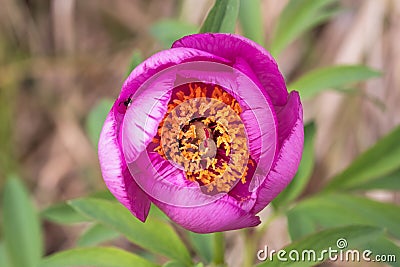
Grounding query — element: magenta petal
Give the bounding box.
[117,48,229,161]
[128,149,225,208]
[126,148,260,231]
[252,91,304,213]
[116,47,229,113]
[99,48,230,221]
[275,92,303,148]
[153,196,261,233]
[172,33,288,105]
[122,82,172,163]
[98,112,151,221]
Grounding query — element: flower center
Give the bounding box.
[153,83,251,193]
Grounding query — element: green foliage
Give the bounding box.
[361,237,400,267]
[86,99,114,147]
[0,241,11,267]
[41,191,115,224]
[39,247,160,267]
[162,261,188,267]
[200,0,240,33]
[273,123,316,208]
[2,176,43,267]
[77,223,120,247]
[287,194,400,240]
[289,65,381,99]
[351,169,400,191]
[238,0,264,46]
[270,0,340,57]
[41,202,90,224]
[257,225,383,267]
[151,20,197,48]
[286,209,317,241]
[188,232,214,263]
[69,198,192,266]
[324,125,400,191]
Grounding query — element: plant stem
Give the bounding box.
[213,232,225,265]
[243,228,256,267]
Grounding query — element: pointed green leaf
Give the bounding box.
[41,191,116,224]
[238,0,264,46]
[151,20,197,48]
[200,0,240,33]
[41,202,90,224]
[324,125,400,191]
[2,176,43,267]
[270,0,339,56]
[257,225,383,267]
[86,99,114,147]
[288,65,381,99]
[273,123,316,208]
[288,194,400,240]
[39,247,160,267]
[69,198,192,265]
[77,223,120,247]
[289,65,381,99]
[351,169,400,191]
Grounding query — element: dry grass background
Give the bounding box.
[0,0,399,266]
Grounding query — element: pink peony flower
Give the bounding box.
[99,33,303,233]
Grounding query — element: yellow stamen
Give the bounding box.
[153,83,250,193]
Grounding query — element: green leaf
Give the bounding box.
[324,125,400,191]
[287,209,318,241]
[162,261,187,267]
[41,191,116,224]
[199,0,240,33]
[39,247,160,267]
[162,262,204,267]
[188,232,214,263]
[351,169,400,191]
[69,198,192,266]
[238,0,264,46]
[150,20,197,48]
[288,65,381,99]
[86,99,114,147]
[41,202,90,224]
[77,223,120,247]
[273,123,316,208]
[270,0,339,57]
[2,176,43,267]
[0,241,12,267]
[287,194,400,240]
[361,237,400,267]
[125,51,143,77]
[257,225,383,267]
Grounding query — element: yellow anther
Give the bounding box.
[154,83,250,193]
